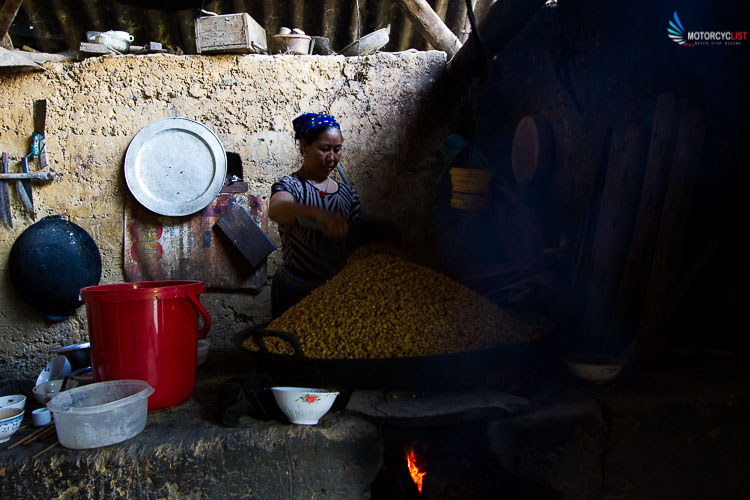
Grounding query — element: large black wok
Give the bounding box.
[8,215,102,318]
[235,319,556,391]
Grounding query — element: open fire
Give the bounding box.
[405,443,427,493]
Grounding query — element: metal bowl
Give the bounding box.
[340,26,390,56]
[271,34,312,54]
[50,343,91,372]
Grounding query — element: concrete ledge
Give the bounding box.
[2,350,748,499]
[0,350,383,499]
[485,360,750,500]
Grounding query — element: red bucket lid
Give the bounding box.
[80,280,205,302]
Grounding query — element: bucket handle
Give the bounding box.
[187,293,212,339]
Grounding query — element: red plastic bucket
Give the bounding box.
[79,280,211,410]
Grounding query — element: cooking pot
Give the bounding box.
[235,319,555,391]
[8,215,102,318]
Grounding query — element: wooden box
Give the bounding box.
[195,13,267,54]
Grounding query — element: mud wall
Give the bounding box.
[0,51,447,379]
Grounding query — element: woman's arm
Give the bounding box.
[269,191,348,238]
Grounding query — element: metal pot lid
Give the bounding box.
[124,117,227,216]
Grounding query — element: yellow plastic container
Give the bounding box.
[450,192,491,210]
[449,167,492,194]
[449,167,492,210]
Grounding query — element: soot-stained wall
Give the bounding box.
[0,51,448,379]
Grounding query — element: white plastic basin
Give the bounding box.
[47,380,154,449]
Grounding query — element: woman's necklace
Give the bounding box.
[304,176,332,199]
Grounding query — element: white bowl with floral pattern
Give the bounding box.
[0,408,25,443]
[271,387,339,425]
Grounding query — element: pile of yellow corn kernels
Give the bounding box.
[246,247,546,359]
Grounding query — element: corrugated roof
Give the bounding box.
[8,0,497,55]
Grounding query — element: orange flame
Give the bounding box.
[405,447,427,494]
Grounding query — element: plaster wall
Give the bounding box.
[0,51,447,380]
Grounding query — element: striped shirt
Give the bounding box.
[271,173,365,280]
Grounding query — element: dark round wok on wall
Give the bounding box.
[8,215,102,318]
[235,319,556,391]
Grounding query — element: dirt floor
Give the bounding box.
[1,344,748,499]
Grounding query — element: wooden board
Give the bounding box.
[635,110,706,360]
[195,13,267,54]
[124,193,272,289]
[215,205,276,268]
[581,121,649,351]
[79,42,118,55]
[612,93,680,342]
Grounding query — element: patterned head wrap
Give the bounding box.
[292,113,341,141]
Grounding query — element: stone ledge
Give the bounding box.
[485,359,750,500]
[2,350,749,499]
[0,349,383,499]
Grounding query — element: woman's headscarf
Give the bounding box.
[292,113,340,141]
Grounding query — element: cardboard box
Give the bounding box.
[195,13,267,54]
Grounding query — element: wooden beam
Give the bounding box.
[447,0,548,81]
[635,109,707,362]
[0,0,23,45]
[395,0,462,58]
[611,93,680,347]
[290,0,304,32]
[397,14,413,51]
[581,121,649,352]
[322,0,337,39]
[434,0,450,19]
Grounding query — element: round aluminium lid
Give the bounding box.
[124,117,227,216]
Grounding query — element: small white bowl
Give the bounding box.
[36,356,71,386]
[0,395,26,410]
[564,357,624,385]
[32,379,79,405]
[32,408,52,427]
[0,408,25,443]
[271,387,339,425]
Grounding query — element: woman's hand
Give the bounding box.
[317,211,348,239]
[270,191,348,238]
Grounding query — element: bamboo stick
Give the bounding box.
[31,441,59,460]
[7,423,54,450]
[26,425,57,444]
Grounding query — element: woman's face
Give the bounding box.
[301,127,343,177]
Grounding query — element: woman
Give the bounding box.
[269,112,365,318]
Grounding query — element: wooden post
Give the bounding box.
[581,121,650,352]
[0,0,23,48]
[611,93,680,347]
[395,0,463,58]
[447,0,547,81]
[635,109,707,361]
